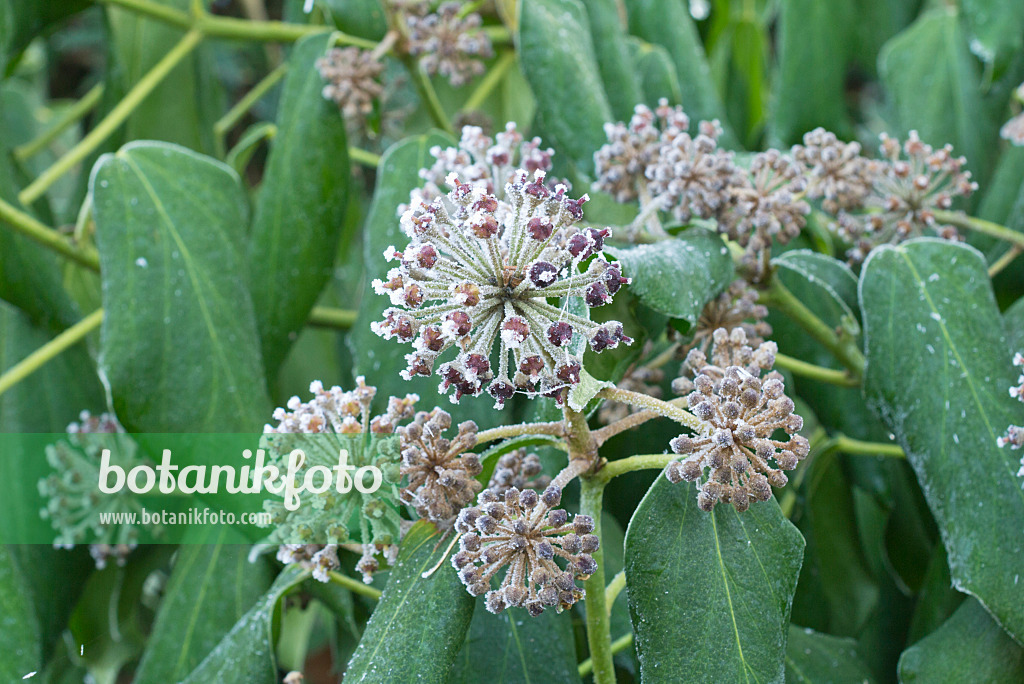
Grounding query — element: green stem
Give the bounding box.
[604,570,626,613]
[598,387,702,431]
[933,210,1024,249]
[20,29,204,206]
[833,434,905,459]
[306,306,357,329]
[773,352,859,387]
[348,147,382,168]
[463,50,516,111]
[0,309,105,398]
[474,421,566,445]
[100,0,191,27]
[214,62,288,138]
[594,453,675,484]
[14,84,105,161]
[0,196,100,271]
[580,476,616,684]
[989,245,1022,277]
[400,55,453,135]
[326,570,382,600]
[579,634,634,678]
[760,275,865,378]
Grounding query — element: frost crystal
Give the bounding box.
[374,171,631,406]
[667,328,809,511]
[451,484,599,615]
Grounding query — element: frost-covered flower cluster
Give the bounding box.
[38,411,146,568]
[277,544,341,583]
[836,131,976,263]
[405,122,554,212]
[316,47,384,127]
[261,379,417,578]
[405,1,492,86]
[667,328,809,512]
[398,408,482,524]
[997,352,1024,486]
[594,100,737,224]
[373,170,631,406]
[451,484,598,615]
[687,279,771,355]
[791,128,873,214]
[486,448,552,495]
[1001,83,1024,146]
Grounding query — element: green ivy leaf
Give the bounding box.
[449,603,580,684]
[607,228,733,332]
[860,238,1024,643]
[624,476,805,683]
[247,32,350,375]
[346,521,476,682]
[134,528,275,684]
[517,0,613,174]
[91,142,271,432]
[898,598,1024,682]
[181,566,308,684]
[878,8,999,187]
[785,626,875,683]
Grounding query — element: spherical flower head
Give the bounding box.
[791,128,873,214]
[687,279,771,356]
[39,411,148,567]
[487,448,552,495]
[374,170,632,407]
[404,121,555,214]
[838,131,977,263]
[450,484,599,616]
[405,1,493,87]
[316,47,384,129]
[398,408,482,524]
[666,328,809,512]
[719,150,811,282]
[260,378,418,561]
[597,359,665,425]
[277,543,340,583]
[593,102,668,203]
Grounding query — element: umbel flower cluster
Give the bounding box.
[38,411,145,569]
[686,279,771,354]
[404,1,492,86]
[667,328,809,511]
[997,352,1024,485]
[451,484,599,615]
[373,169,631,406]
[316,47,384,128]
[261,378,417,580]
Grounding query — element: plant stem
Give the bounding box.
[306,306,357,329]
[933,210,1024,249]
[348,147,382,168]
[101,0,191,28]
[474,421,566,445]
[0,197,100,271]
[598,387,702,431]
[327,570,382,600]
[20,29,204,206]
[760,275,865,378]
[594,453,676,484]
[989,245,1022,277]
[833,434,905,459]
[604,570,626,613]
[400,55,453,135]
[773,352,859,387]
[580,476,616,684]
[591,397,691,446]
[578,634,634,678]
[0,309,104,398]
[14,84,105,162]
[214,61,288,138]
[462,50,516,111]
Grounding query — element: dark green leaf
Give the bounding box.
[181,566,308,684]
[134,528,275,684]
[584,0,643,121]
[624,0,735,147]
[907,546,966,645]
[91,142,271,432]
[962,0,1024,69]
[898,598,1024,682]
[607,228,733,331]
[774,250,860,328]
[772,0,854,144]
[517,0,613,173]
[449,602,580,684]
[860,238,1024,642]
[878,8,999,187]
[627,38,683,107]
[785,626,876,683]
[624,476,805,683]
[0,545,41,680]
[248,32,350,375]
[1,0,91,70]
[346,521,476,682]
[323,0,388,41]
